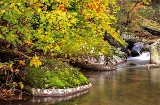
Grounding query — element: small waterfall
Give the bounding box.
[130,42,144,57]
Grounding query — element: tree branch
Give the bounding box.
[0,49,31,60]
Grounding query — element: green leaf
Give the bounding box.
[54,45,61,52]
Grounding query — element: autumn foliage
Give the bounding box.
[0,0,127,99]
[0,0,127,65]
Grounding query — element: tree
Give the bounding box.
[0,0,126,67]
[117,0,151,32]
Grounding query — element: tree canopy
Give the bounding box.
[0,0,127,67]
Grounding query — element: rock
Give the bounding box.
[104,32,127,52]
[31,83,92,97]
[121,32,141,42]
[150,39,160,64]
[71,53,127,71]
[72,59,116,71]
[111,55,126,64]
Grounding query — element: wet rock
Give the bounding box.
[110,55,126,65]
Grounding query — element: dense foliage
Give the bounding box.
[0,0,126,66]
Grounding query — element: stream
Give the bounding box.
[1,63,160,105]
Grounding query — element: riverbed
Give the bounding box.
[2,64,160,105]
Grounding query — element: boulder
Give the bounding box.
[72,56,116,71]
[150,39,160,64]
[71,52,126,71]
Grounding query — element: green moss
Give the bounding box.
[24,58,89,89]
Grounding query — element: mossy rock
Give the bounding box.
[24,58,89,89]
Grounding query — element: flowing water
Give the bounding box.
[2,63,160,105]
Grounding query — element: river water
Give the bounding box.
[2,64,160,105]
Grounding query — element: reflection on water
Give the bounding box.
[56,66,160,105]
[1,64,160,105]
[0,90,89,105]
[31,90,89,104]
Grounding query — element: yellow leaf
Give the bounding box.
[34,0,38,3]
[30,54,42,68]
[13,82,17,86]
[9,63,13,68]
[37,8,41,14]
[19,82,24,89]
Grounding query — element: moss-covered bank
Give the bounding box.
[24,58,90,89]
